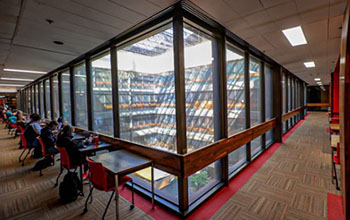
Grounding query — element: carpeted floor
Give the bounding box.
[0,112,341,220]
[211,112,340,220]
[0,127,153,220]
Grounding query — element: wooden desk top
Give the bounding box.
[331,135,340,148]
[330,123,340,131]
[78,141,112,153]
[90,150,152,176]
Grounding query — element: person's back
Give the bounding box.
[8,115,17,124]
[24,114,41,148]
[57,125,82,166]
[40,121,58,154]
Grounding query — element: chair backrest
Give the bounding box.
[86,157,108,191]
[38,138,46,156]
[18,126,24,134]
[20,132,27,149]
[57,147,72,169]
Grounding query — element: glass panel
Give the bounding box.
[265,64,273,146]
[91,53,113,135]
[226,44,245,136]
[45,79,51,119]
[226,44,247,173]
[188,160,221,204]
[61,71,72,124]
[251,136,262,156]
[35,84,39,113]
[130,168,178,205]
[52,75,60,119]
[249,57,261,126]
[40,82,45,118]
[184,24,215,152]
[74,63,88,129]
[229,145,246,173]
[28,87,32,114]
[117,24,176,152]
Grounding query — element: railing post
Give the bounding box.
[273,66,282,143]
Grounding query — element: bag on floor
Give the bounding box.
[59,172,80,203]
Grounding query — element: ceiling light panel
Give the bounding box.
[304,61,315,68]
[3,68,46,74]
[282,26,307,46]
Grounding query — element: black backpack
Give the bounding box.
[59,172,81,203]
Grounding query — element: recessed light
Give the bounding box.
[314,78,321,81]
[0,77,34,82]
[53,41,64,45]
[3,68,46,74]
[304,61,315,68]
[282,26,307,46]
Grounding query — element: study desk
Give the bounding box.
[330,123,340,132]
[90,150,154,220]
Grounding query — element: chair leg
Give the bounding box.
[18,148,26,162]
[83,186,94,214]
[89,182,93,204]
[130,181,134,210]
[21,148,31,166]
[333,161,340,190]
[54,166,63,187]
[102,191,115,220]
[39,169,43,176]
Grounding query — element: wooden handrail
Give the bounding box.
[182,118,277,177]
[306,103,329,107]
[282,108,303,122]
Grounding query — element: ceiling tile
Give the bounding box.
[223,0,264,17]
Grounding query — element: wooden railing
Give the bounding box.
[282,107,303,122]
[306,103,329,107]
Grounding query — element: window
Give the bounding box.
[249,56,261,126]
[74,63,88,128]
[44,79,51,119]
[61,70,72,124]
[52,74,60,119]
[282,73,287,132]
[117,24,176,152]
[188,160,221,204]
[35,84,39,114]
[226,44,245,136]
[226,43,246,173]
[91,53,113,135]
[265,64,273,146]
[184,24,215,152]
[249,57,262,154]
[39,82,44,118]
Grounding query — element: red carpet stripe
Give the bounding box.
[327,193,345,220]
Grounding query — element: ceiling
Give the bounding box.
[0,0,346,89]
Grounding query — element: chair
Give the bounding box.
[83,157,134,219]
[332,143,340,190]
[8,123,17,136]
[18,127,32,166]
[54,147,79,187]
[37,138,56,176]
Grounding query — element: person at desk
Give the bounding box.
[23,114,42,158]
[56,125,84,167]
[40,121,59,155]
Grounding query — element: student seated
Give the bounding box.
[40,120,59,155]
[24,114,42,157]
[56,125,83,167]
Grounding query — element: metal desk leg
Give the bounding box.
[79,163,84,195]
[331,149,334,184]
[151,164,154,209]
[115,175,119,220]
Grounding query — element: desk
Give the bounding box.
[78,141,112,194]
[90,150,154,220]
[72,133,85,141]
[330,123,340,132]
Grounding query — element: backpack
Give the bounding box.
[59,172,81,203]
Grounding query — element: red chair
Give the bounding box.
[332,143,340,190]
[18,127,32,166]
[54,147,79,187]
[83,157,134,219]
[37,138,56,176]
[8,123,17,136]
